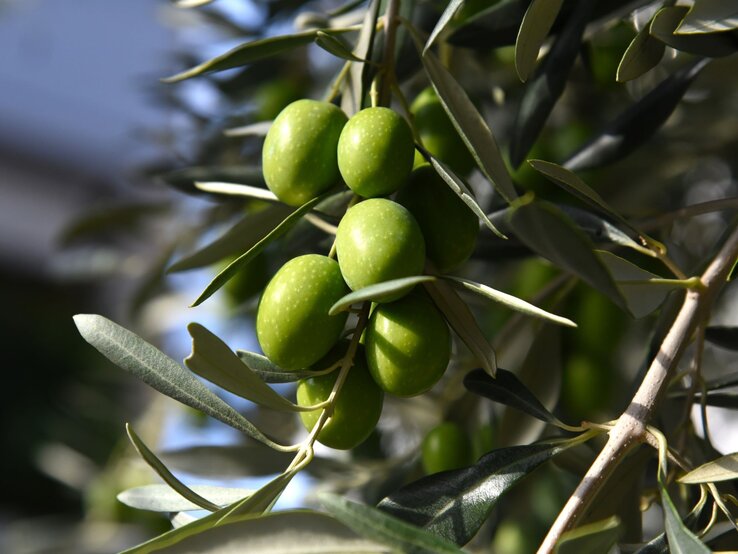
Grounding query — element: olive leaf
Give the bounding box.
[224,120,273,137]
[160,165,266,197]
[617,11,666,82]
[73,315,287,450]
[424,0,464,54]
[660,481,711,553]
[192,182,280,201]
[556,516,622,554]
[342,0,381,115]
[515,0,565,82]
[236,350,317,383]
[118,484,253,513]
[677,0,738,34]
[651,6,738,57]
[329,276,436,315]
[315,31,369,62]
[678,453,738,484]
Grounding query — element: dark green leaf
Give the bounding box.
[315,31,368,62]
[320,494,463,554]
[329,276,436,315]
[509,1,593,167]
[192,192,329,306]
[185,323,313,411]
[447,0,529,50]
[342,0,380,115]
[427,156,506,238]
[556,516,622,554]
[506,201,626,310]
[73,315,286,450]
[379,440,574,545]
[236,350,317,383]
[705,326,738,350]
[424,279,497,377]
[617,15,666,82]
[464,368,561,425]
[515,0,565,82]
[118,484,253,513]
[424,0,464,54]
[678,453,738,484]
[443,276,575,327]
[559,205,645,253]
[168,204,292,273]
[160,165,265,197]
[566,59,708,171]
[660,482,711,553]
[126,425,220,512]
[651,6,738,57]
[678,0,738,34]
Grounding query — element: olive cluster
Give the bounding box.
[255,95,479,450]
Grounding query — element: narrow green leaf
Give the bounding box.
[315,31,368,62]
[515,0,565,82]
[464,368,561,425]
[448,0,532,50]
[142,510,390,554]
[567,59,708,172]
[678,0,738,34]
[660,482,711,553]
[379,440,575,545]
[193,182,280,201]
[424,279,497,378]
[651,6,738,57]
[555,516,621,554]
[427,156,507,238]
[236,350,317,383]
[509,1,593,167]
[73,315,285,450]
[342,0,380,115]
[507,201,626,311]
[424,0,464,54]
[617,14,666,82]
[329,276,435,316]
[185,323,314,412]
[168,204,292,273]
[160,165,265,197]
[560,205,645,253]
[126,425,220,512]
[705,326,738,350]
[223,120,273,137]
[172,0,214,7]
[320,494,463,554]
[163,30,342,83]
[217,470,296,522]
[444,275,576,327]
[118,484,253,513]
[192,192,328,306]
[678,453,738,484]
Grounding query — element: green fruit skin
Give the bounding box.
[256,255,348,370]
[421,422,473,474]
[337,107,415,197]
[262,99,347,206]
[396,164,479,273]
[335,198,425,300]
[297,348,384,450]
[411,87,475,175]
[365,292,451,397]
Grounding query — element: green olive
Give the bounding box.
[335,198,425,300]
[256,255,348,370]
[337,107,415,197]
[365,291,450,396]
[296,346,384,450]
[396,164,479,273]
[421,422,474,474]
[262,99,347,206]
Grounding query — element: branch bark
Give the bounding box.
[538,224,738,553]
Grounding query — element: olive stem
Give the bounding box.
[538,222,738,553]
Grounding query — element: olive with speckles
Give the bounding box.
[337,107,415,198]
[365,291,451,397]
[335,198,425,301]
[262,99,347,206]
[396,164,479,273]
[256,254,348,370]
[296,344,383,450]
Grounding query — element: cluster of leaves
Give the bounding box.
[69,0,738,552]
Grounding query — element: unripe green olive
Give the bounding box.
[365,291,451,396]
[262,99,347,206]
[396,164,479,273]
[337,107,415,197]
[411,87,475,175]
[421,422,473,474]
[335,198,425,300]
[296,346,383,450]
[256,255,348,370]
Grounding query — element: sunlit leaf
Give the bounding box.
[315,31,368,62]
[118,484,253,513]
[678,453,738,484]
[320,494,463,554]
[651,6,738,57]
[73,315,285,450]
[193,182,279,201]
[424,0,464,54]
[185,323,314,412]
[224,120,273,137]
[556,516,621,554]
[172,0,214,7]
[617,16,666,82]
[236,350,317,383]
[444,276,575,327]
[677,0,738,34]
[515,0,565,82]
[329,276,435,315]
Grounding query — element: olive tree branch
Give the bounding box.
[538,223,738,553]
